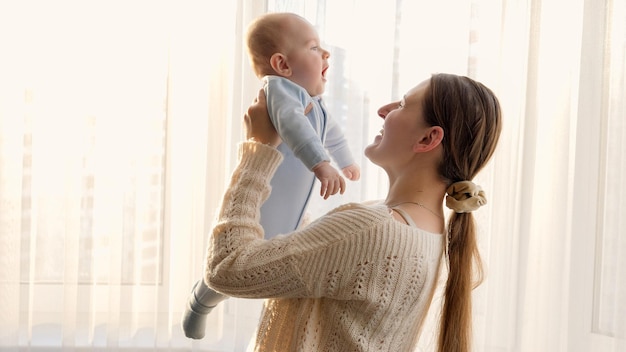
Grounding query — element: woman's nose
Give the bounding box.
[377,102,396,119]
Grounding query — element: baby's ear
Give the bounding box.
[269,53,292,77]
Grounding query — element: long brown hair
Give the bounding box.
[422,73,502,352]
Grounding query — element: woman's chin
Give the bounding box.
[367,135,381,147]
[364,143,377,160]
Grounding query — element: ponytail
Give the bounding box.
[423,73,502,352]
[438,212,483,352]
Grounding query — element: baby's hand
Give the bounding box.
[342,163,361,181]
[312,161,346,199]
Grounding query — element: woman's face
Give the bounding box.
[364,79,431,169]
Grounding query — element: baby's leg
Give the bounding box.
[182,280,228,339]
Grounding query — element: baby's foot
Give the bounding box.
[181,280,227,339]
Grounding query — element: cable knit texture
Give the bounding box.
[206,141,444,352]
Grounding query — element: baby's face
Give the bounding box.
[283,17,330,97]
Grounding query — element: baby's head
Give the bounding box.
[246,12,330,96]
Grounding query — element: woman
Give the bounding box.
[204,73,502,351]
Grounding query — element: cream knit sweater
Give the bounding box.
[206,142,444,352]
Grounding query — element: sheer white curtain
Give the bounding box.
[0,0,624,351]
[0,0,245,350]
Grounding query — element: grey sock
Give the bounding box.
[181,280,229,339]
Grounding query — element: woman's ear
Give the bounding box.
[269,53,292,76]
[413,126,444,153]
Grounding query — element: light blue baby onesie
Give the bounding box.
[260,75,355,238]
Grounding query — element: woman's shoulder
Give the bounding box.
[300,201,443,258]
[300,202,388,232]
[326,201,444,242]
[326,201,388,218]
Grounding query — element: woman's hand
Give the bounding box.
[244,89,281,147]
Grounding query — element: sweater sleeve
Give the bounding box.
[205,142,379,299]
[205,141,311,298]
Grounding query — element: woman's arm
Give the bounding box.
[204,141,314,298]
[204,145,376,299]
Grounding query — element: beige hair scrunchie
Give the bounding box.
[445,181,487,213]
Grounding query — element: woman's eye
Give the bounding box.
[311,46,319,51]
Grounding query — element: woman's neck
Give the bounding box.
[385,170,446,211]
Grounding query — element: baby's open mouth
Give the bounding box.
[322,67,329,78]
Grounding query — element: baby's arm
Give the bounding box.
[318,99,360,182]
[264,77,348,199]
[312,161,346,200]
[265,77,329,170]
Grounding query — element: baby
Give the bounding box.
[182,12,359,340]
